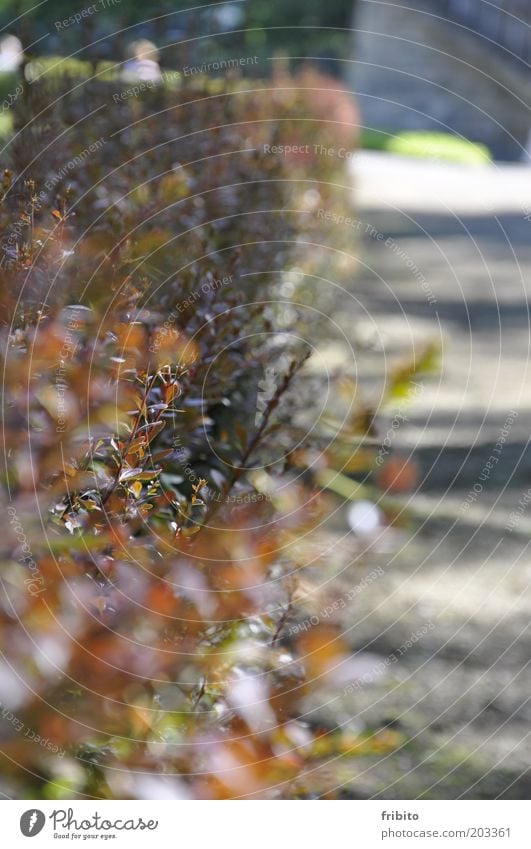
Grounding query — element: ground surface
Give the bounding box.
[309,152,531,798]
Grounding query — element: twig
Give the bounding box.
[192,676,206,711]
[271,577,296,647]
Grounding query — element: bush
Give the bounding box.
[0,74,407,800]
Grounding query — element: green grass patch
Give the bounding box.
[361,130,491,164]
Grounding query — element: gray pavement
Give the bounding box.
[309,153,531,798]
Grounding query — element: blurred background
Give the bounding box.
[1,0,531,799]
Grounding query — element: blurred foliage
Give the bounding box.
[0,72,416,800]
[240,0,354,60]
[0,0,355,75]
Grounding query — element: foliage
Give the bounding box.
[0,73,407,800]
[0,0,355,64]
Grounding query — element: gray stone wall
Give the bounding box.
[348,0,531,160]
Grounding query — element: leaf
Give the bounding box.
[127,437,148,453]
[151,448,174,462]
[315,468,372,501]
[385,343,439,402]
[135,420,165,442]
[235,422,247,449]
[119,467,162,482]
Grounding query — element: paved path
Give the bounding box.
[310,153,531,798]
